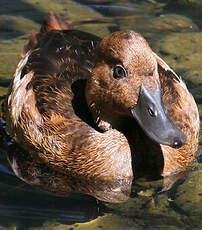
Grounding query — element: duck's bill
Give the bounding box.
[130,83,186,148]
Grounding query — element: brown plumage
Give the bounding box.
[22,12,73,56]
[5,13,200,202]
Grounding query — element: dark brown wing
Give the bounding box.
[22,12,73,56]
[22,30,101,123]
[153,52,200,174]
[153,52,181,82]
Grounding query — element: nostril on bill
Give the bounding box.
[171,136,186,148]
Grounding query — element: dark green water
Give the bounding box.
[0,0,201,229]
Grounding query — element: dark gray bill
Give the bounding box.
[130,83,186,148]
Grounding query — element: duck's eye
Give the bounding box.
[113,65,127,79]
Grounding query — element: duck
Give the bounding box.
[5,13,200,202]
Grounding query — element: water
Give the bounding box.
[0,0,201,229]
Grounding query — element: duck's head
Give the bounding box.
[86,30,186,148]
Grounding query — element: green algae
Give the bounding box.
[0,87,7,120]
[76,22,112,37]
[183,69,202,86]
[168,0,202,19]
[0,15,40,34]
[0,38,23,120]
[0,39,25,81]
[0,87,8,97]
[119,13,198,42]
[154,32,202,61]
[153,32,202,112]
[170,0,202,9]
[149,14,199,33]
[198,104,202,118]
[24,0,103,21]
[163,0,202,28]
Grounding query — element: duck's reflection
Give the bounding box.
[0,174,100,223]
[0,155,193,225]
[0,130,196,227]
[0,119,196,206]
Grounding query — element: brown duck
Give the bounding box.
[5,13,200,202]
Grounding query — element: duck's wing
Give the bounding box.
[152,52,200,175]
[10,29,101,130]
[22,12,73,56]
[152,52,181,83]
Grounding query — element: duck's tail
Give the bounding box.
[22,12,72,56]
[40,12,72,34]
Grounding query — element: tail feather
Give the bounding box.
[22,12,72,57]
[40,12,72,34]
[22,32,40,57]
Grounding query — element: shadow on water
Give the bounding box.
[0,79,10,88]
[0,173,100,223]
[1,0,46,23]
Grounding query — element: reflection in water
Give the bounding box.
[0,119,132,203]
[0,171,100,224]
[7,143,132,203]
[0,155,198,230]
[0,117,196,204]
[0,141,196,228]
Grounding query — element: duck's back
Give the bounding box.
[21,30,101,119]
